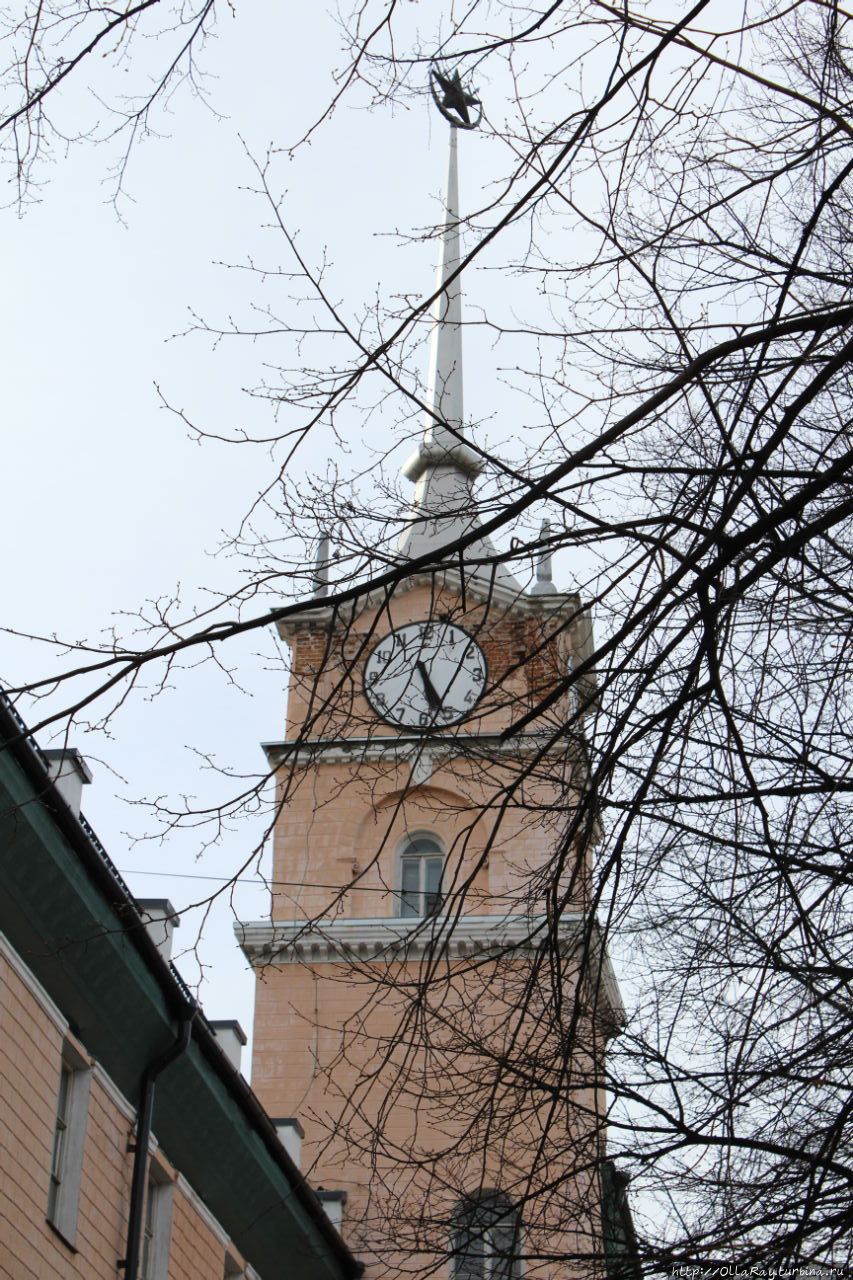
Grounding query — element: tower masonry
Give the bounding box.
[238,105,623,1280]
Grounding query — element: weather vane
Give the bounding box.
[430,66,483,129]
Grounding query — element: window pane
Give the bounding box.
[408,836,441,856]
[451,1220,485,1280]
[140,1180,159,1280]
[423,857,442,916]
[488,1220,521,1280]
[47,1066,71,1219]
[45,1055,90,1246]
[401,858,420,917]
[56,1065,71,1125]
[451,1197,521,1280]
[399,837,444,918]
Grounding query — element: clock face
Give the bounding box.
[364,622,487,729]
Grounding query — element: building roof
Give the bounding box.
[0,692,362,1280]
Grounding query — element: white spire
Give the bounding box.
[421,125,465,452]
[398,126,520,593]
[402,125,481,492]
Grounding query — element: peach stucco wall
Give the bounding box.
[269,582,588,924]
[268,754,580,923]
[251,580,606,1277]
[0,936,246,1280]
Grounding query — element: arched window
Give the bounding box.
[449,1194,523,1280]
[398,834,443,918]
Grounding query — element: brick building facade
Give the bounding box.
[0,693,362,1280]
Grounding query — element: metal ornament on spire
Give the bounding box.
[430,68,483,130]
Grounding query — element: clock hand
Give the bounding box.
[415,659,442,711]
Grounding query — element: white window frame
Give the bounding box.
[396,832,445,918]
[139,1162,174,1280]
[449,1194,523,1280]
[46,1043,91,1247]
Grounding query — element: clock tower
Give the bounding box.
[238,111,623,1280]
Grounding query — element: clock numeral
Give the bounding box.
[464,689,477,704]
[377,650,390,663]
[471,667,484,681]
[367,672,378,684]
[418,712,431,726]
[374,693,388,708]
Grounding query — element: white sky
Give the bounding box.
[1,3,551,1068]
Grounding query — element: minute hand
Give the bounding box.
[415,660,443,711]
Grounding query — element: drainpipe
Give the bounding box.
[122,1016,195,1279]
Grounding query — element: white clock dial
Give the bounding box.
[364,623,486,729]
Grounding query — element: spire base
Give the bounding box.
[402,439,483,483]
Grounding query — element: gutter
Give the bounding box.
[0,694,364,1280]
[123,1017,195,1280]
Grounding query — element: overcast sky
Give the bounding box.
[1,3,551,1065]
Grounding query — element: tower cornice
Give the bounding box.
[261,728,587,769]
[272,578,586,642]
[236,912,625,1035]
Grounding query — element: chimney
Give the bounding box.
[272,1117,304,1168]
[317,1190,347,1232]
[136,899,180,963]
[43,748,93,817]
[209,1019,247,1073]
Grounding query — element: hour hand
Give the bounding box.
[415,659,442,711]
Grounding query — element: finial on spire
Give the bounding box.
[430,67,483,130]
[531,520,557,595]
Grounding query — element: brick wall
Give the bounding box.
[282,584,581,744]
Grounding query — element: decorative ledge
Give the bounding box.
[237,912,577,962]
[261,730,581,769]
[234,913,625,1028]
[273,574,584,641]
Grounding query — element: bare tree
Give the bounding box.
[8,0,853,1273]
[0,0,218,203]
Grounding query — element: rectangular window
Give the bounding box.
[139,1170,173,1280]
[46,1047,91,1247]
[140,1181,155,1280]
[46,1065,71,1222]
[399,841,444,917]
[487,1217,523,1280]
[450,1196,523,1280]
